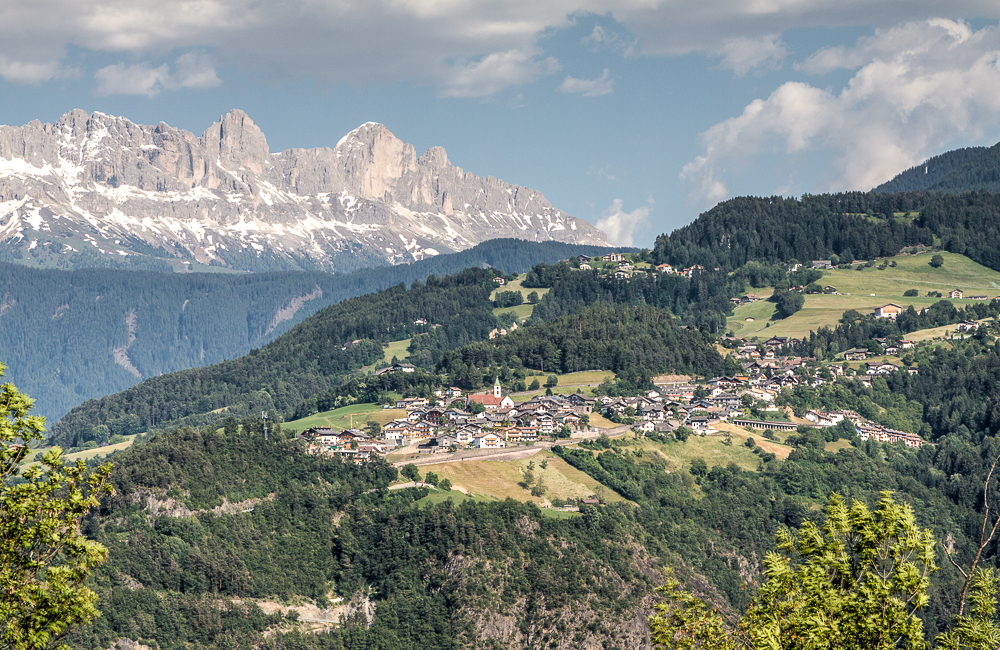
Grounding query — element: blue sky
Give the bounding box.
[5,3,1000,248]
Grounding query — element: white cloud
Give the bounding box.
[0,57,74,83]
[717,34,787,75]
[559,68,613,96]
[440,49,559,98]
[95,52,221,96]
[595,196,652,246]
[8,1,1000,97]
[682,19,1000,207]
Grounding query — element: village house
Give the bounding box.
[844,348,869,361]
[579,262,592,270]
[602,252,625,262]
[471,432,505,449]
[873,303,903,320]
[656,263,674,273]
[950,289,964,299]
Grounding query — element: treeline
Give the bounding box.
[438,304,728,385]
[874,147,987,193]
[50,269,500,447]
[652,190,1000,274]
[2,239,613,424]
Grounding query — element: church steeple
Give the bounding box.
[494,377,502,399]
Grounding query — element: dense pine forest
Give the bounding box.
[651,190,1000,272]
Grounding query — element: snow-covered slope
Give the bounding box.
[0,110,608,272]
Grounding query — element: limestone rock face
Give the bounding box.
[0,110,607,271]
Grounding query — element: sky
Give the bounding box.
[5,2,1000,248]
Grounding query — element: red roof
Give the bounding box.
[468,394,503,406]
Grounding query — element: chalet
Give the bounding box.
[844,348,869,361]
[900,340,915,349]
[302,427,339,445]
[395,396,428,408]
[950,289,964,299]
[388,362,417,373]
[634,420,656,433]
[493,276,506,285]
[617,261,634,271]
[576,255,592,263]
[884,345,899,355]
[957,320,980,332]
[682,264,705,277]
[471,432,505,449]
[614,270,630,280]
[416,436,452,454]
[413,318,428,326]
[873,303,903,320]
[764,336,789,348]
[812,260,833,269]
[602,252,625,262]
[656,263,674,273]
[741,294,760,303]
[579,262,592,270]
[445,386,464,398]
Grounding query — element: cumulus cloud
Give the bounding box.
[682,19,1000,207]
[440,49,559,98]
[94,52,221,96]
[0,56,74,83]
[559,69,613,96]
[7,1,1000,97]
[595,197,652,246]
[717,34,787,75]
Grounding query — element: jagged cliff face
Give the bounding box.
[0,110,608,272]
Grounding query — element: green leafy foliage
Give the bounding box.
[0,363,112,650]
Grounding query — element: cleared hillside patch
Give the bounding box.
[283,403,406,433]
[729,252,1000,339]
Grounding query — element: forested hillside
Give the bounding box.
[651,190,1000,272]
[70,423,663,650]
[874,146,986,192]
[1,238,614,424]
[49,268,500,447]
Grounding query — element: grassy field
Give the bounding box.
[729,252,1000,339]
[381,338,411,363]
[19,435,138,470]
[426,451,627,506]
[283,403,406,433]
[490,275,551,323]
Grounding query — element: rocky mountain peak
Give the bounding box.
[418,146,449,169]
[201,109,270,177]
[0,110,608,272]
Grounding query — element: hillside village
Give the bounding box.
[300,326,952,463]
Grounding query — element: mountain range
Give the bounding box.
[0,110,607,272]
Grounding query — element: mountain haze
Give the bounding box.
[0,239,615,425]
[0,110,607,272]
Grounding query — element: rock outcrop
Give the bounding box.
[0,110,607,272]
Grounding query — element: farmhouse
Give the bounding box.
[602,252,624,262]
[873,303,903,320]
[950,289,963,299]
